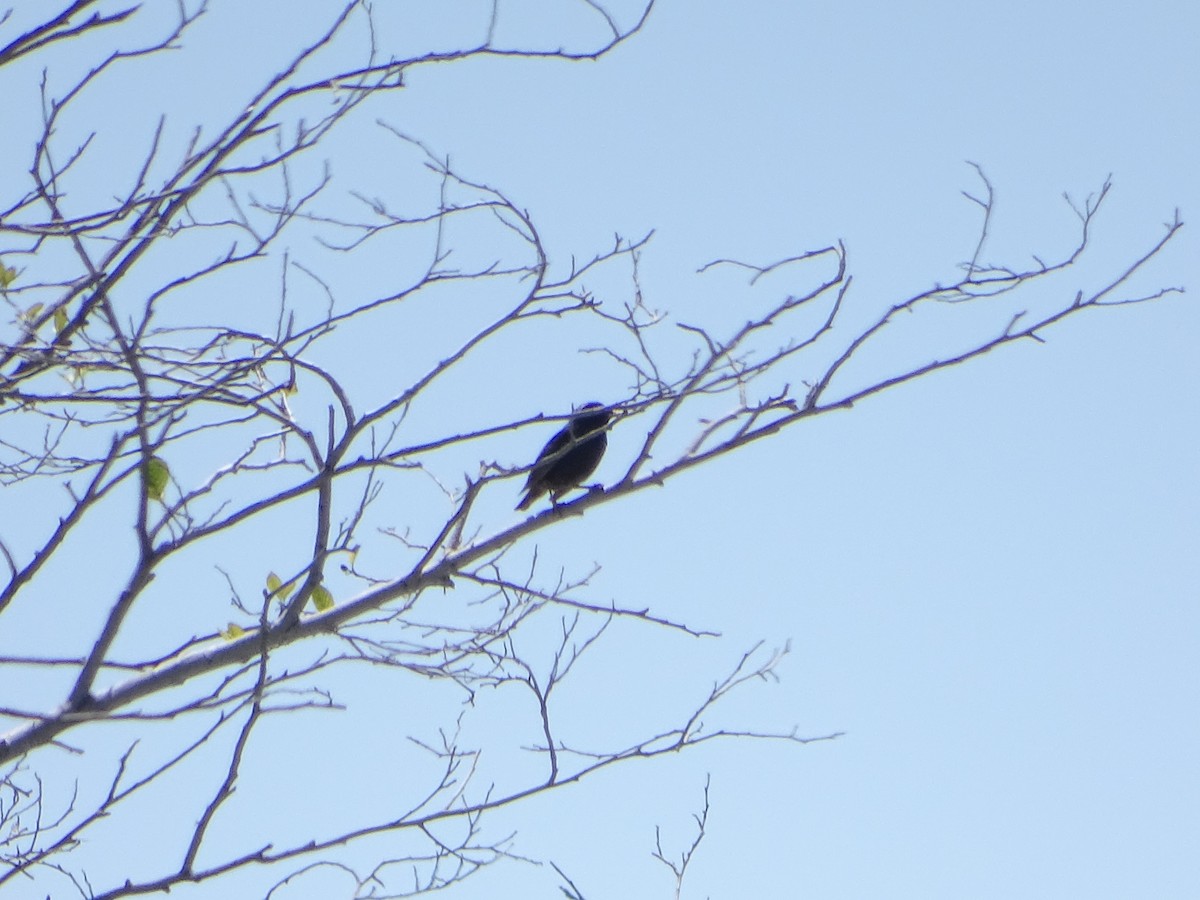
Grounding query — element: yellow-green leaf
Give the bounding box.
[145,457,170,502]
[53,307,69,335]
[220,623,246,641]
[0,263,17,289]
[311,585,334,612]
[20,302,42,322]
[266,571,296,601]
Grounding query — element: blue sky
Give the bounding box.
[383,5,1198,894]
[2,1,1197,898]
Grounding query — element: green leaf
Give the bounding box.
[220,623,246,641]
[311,585,334,612]
[145,457,170,502]
[0,263,17,289]
[53,307,68,335]
[266,571,295,601]
[20,302,42,322]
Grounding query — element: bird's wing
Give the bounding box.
[524,426,572,488]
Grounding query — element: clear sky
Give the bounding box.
[2,1,1197,898]
[358,4,1200,895]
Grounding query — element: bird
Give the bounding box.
[517,403,612,510]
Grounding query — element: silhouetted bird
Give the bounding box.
[517,403,612,510]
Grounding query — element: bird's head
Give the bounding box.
[574,402,611,421]
[571,402,612,432]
